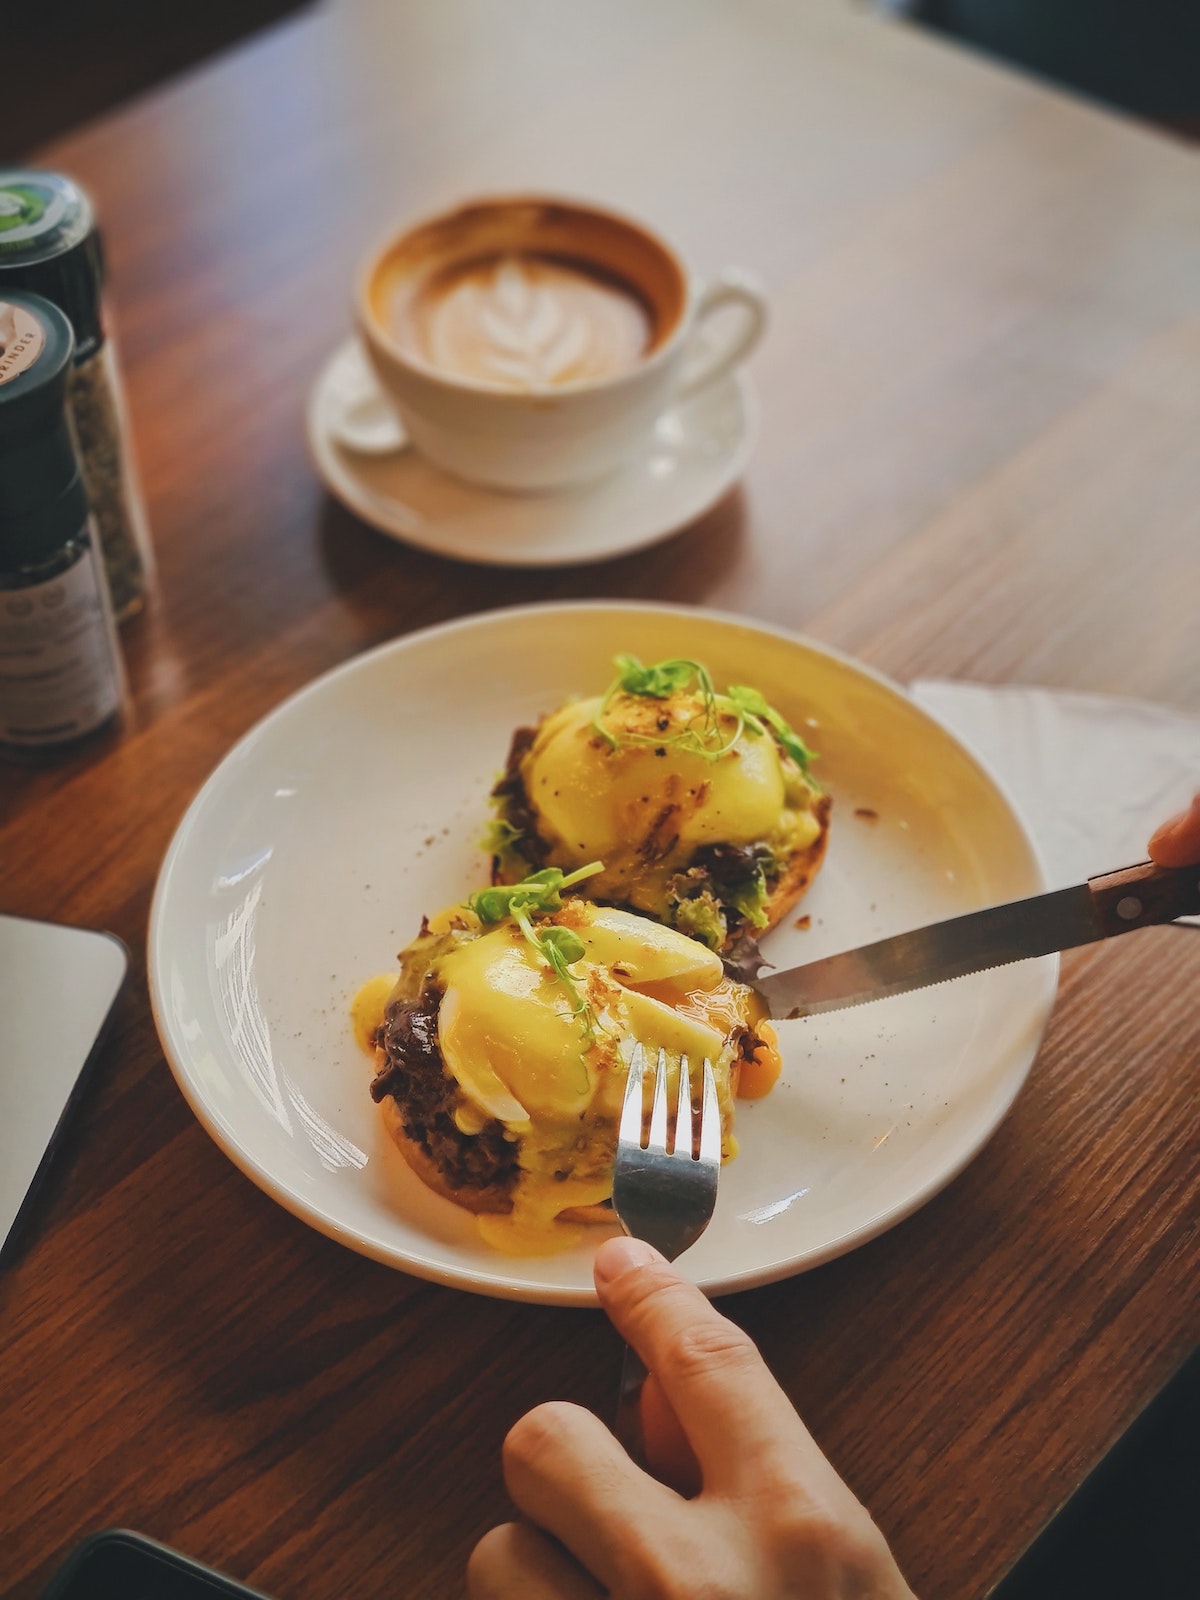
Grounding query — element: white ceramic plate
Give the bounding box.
[306,338,756,566]
[149,604,1056,1304]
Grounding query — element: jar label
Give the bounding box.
[0,530,122,746]
[0,300,45,386]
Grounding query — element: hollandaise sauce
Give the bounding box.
[511,692,823,921]
[351,973,396,1054]
[355,900,781,1255]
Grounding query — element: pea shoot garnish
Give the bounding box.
[468,864,604,1051]
[724,683,815,773]
[469,862,603,924]
[592,655,737,761]
[590,654,816,774]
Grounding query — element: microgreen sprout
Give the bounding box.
[610,654,702,699]
[468,861,604,925]
[729,865,771,929]
[592,655,743,761]
[514,911,593,1037]
[590,654,817,774]
[468,864,604,1049]
[482,816,523,854]
[725,684,815,774]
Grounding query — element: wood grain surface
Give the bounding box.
[2,3,1198,1597]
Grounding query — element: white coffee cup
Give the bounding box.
[355,195,766,493]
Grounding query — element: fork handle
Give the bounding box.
[614,1344,649,1465]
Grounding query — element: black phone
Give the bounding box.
[40,1531,276,1600]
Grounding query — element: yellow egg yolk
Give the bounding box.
[517,692,821,918]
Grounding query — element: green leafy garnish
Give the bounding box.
[590,654,818,775]
[726,684,815,774]
[482,815,528,877]
[510,903,593,1044]
[592,655,742,761]
[467,864,604,1054]
[468,862,603,925]
[729,865,771,930]
[669,890,727,951]
[537,925,587,965]
[483,816,523,854]
[610,653,703,699]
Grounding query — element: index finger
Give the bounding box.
[593,1237,838,1496]
[1148,794,1200,867]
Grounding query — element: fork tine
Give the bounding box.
[675,1054,693,1159]
[699,1058,720,1168]
[619,1042,647,1150]
[647,1047,670,1155]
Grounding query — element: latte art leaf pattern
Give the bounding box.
[476,260,592,384]
[420,254,651,389]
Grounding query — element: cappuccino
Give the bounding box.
[364,198,685,395]
[357,195,765,491]
[393,251,651,391]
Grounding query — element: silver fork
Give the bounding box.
[610,1043,721,1462]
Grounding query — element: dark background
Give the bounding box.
[914,0,1200,135]
[2,0,1199,161]
[0,0,308,160]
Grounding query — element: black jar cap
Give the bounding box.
[0,289,75,442]
[0,172,104,361]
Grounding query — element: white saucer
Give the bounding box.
[305,338,757,566]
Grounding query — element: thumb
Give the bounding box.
[1148,793,1200,867]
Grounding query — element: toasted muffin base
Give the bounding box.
[762,790,833,935]
[379,1097,514,1215]
[378,1097,613,1226]
[493,720,833,951]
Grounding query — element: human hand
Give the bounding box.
[468,1236,916,1599]
[1148,794,1200,868]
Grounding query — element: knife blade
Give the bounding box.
[755,861,1200,1019]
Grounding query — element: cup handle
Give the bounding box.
[677,268,767,398]
[330,340,410,454]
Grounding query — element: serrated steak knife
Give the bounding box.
[755,861,1200,1019]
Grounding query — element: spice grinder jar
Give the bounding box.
[0,169,153,622]
[0,290,125,751]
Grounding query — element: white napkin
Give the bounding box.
[911,682,1200,924]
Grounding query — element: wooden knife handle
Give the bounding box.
[1088,861,1200,937]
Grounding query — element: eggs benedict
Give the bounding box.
[357,864,781,1253]
[490,655,831,953]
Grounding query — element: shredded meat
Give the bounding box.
[721,930,768,986]
[491,724,551,871]
[689,841,776,895]
[371,989,519,1198]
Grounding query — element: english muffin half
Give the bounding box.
[356,865,781,1254]
[490,655,831,954]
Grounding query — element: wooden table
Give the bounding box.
[2,2,1197,1595]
